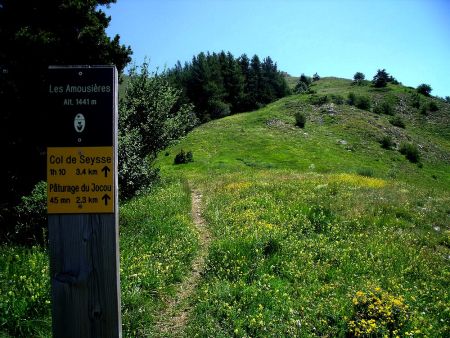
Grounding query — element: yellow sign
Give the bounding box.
[47,147,114,213]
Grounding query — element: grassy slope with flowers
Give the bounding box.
[154,78,449,337]
[1,78,449,337]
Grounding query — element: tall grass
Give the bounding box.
[119,180,198,336]
[186,172,449,337]
[0,180,198,338]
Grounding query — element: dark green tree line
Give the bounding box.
[167,51,290,122]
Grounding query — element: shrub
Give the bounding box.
[410,92,421,108]
[373,100,394,115]
[353,72,365,85]
[445,96,450,103]
[14,181,47,244]
[420,104,428,115]
[208,100,231,119]
[355,95,371,110]
[118,128,158,199]
[399,143,420,163]
[347,92,356,105]
[174,149,194,164]
[428,101,438,112]
[347,92,371,110]
[347,288,409,337]
[295,111,306,128]
[389,116,405,128]
[119,62,198,199]
[416,83,432,96]
[330,94,344,105]
[308,94,329,105]
[380,135,394,149]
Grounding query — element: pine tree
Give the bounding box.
[372,69,390,88]
[248,55,262,107]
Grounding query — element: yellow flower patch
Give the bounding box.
[332,173,387,188]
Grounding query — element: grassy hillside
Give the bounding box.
[159,77,449,188]
[154,78,449,336]
[1,77,448,337]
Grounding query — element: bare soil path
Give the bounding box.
[154,189,211,337]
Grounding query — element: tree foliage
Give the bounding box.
[295,74,312,93]
[0,0,132,238]
[372,69,399,88]
[119,63,198,199]
[353,72,365,85]
[372,69,390,88]
[167,51,290,122]
[416,84,432,96]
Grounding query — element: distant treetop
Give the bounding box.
[353,72,365,85]
[372,69,399,88]
[416,84,432,96]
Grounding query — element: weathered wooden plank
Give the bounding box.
[49,214,121,338]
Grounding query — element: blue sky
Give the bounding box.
[104,0,450,97]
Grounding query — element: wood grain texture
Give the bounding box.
[49,214,121,338]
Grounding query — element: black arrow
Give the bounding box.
[102,194,111,206]
[101,166,111,178]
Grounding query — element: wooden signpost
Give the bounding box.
[47,66,121,338]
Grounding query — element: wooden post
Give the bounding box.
[47,66,121,337]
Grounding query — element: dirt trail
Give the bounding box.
[154,189,211,337]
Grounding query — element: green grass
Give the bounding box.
[120,180,198,336]
[156,77,449,336]
[0,180,198,337]
[2,77,449,337]
[0,246,51,337]
[185,172,449,336]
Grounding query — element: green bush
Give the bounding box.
[355,95,371,110]
[118,62,198,199]
[399,143,420,163]
[347,92,356,105]
[208,100,231,119]
[390,116,405,128]
[308,94,329,105]
[174,149,194,164]
[14,181,47,244]
[373,100,394,115]
[347,288,409,337]
[118,128,158,199]
[330,94,344,105]
[347,93,371,110]
[410,92,421,108]
[428,101,438,112]
[416,83,432,96]
[380,135,394,149]
[420,104,428,115]
[294,111,306,128]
